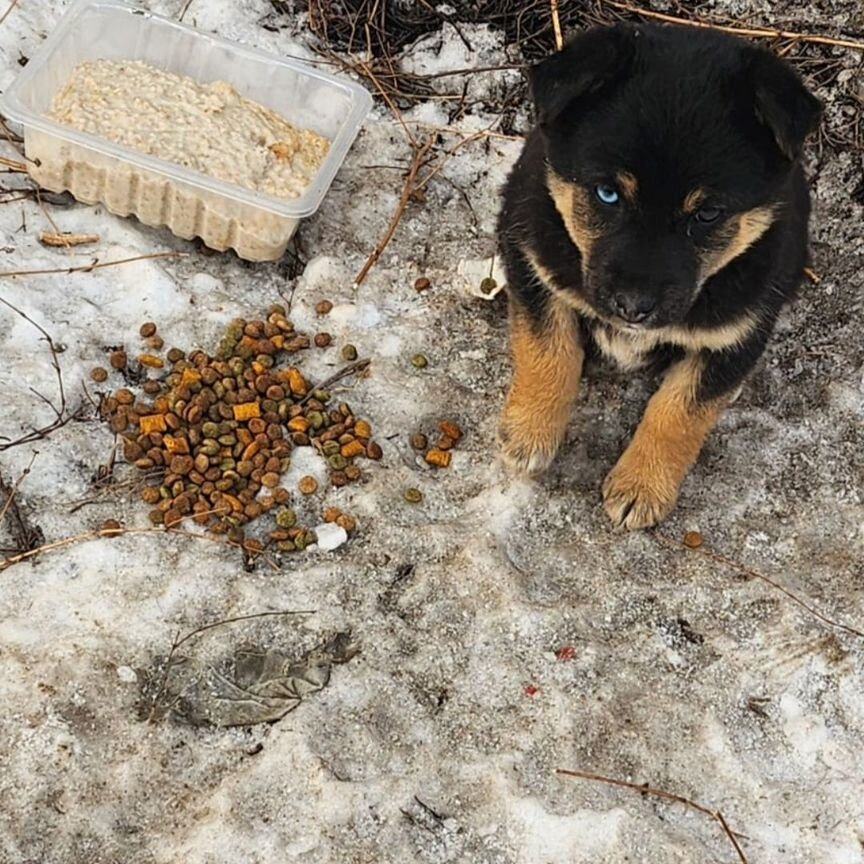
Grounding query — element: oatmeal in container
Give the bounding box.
[0,0,372,262]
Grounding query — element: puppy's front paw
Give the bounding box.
[602,449,680,529]
[498,401,564,476]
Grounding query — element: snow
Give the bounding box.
[1,1,864,863]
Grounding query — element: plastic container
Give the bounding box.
[0,0,372,261]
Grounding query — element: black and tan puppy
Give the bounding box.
[497,23,821,529]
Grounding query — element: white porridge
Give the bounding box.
[47,59,331,199]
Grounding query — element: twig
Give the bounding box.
[0,250,186,279]
[557,768,748,864]
[298,358,372,405]
[0,453,42,552]
[0,520,279,574]
[0,155,26,172]
[803,266,821,285]
[39,232,100,248]
[653,532,864,641]
[605,1,864,52]
[354,138,434,286]
[0,0,20,28]
[357,58,417,147]
[550,0,564,50]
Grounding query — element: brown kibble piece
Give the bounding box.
[414,277,431,292]
[410,432,427,451]
[336,514,356,533]
[90,367,108,382]
[425,449,451,468]
[314,333,332,348]
[272,487,291,505]
[315,300,333,315]
[438,435,455,451]
[261,472,280,488]
[141,486,161,505]
[439,419,463,441]
[683,531,704,549]
[323,507,342,523]
[139,322,157,338]
[147,335,165,350]
[115,388,134,405]
[298,475,319,495]
[99,518,123,536]
[164,508,183,528]
[366,441,383,460]
[110,350,128,370]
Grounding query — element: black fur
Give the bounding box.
[498,22,821,403]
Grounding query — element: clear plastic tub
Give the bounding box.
[0,0,372,261]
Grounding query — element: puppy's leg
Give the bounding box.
[602,354,726,529]
[500,294,583,474]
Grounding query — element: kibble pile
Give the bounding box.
[96,306,379,553]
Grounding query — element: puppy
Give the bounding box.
[497,23,821,529]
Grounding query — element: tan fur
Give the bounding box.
[499,300,584,474]
[699,206,776,282]
[546,169,599,266]
[616,171,639,204]
[602,355,727,528]
[683,189,706,214]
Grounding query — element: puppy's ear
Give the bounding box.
[528,25,638,127]
[748,48,822,160]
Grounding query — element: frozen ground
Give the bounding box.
[1,1,863,862]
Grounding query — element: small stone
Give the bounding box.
[314,522,348,552]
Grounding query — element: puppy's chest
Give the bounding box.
[587,322,663,371]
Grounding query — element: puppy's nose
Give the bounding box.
[612,292,656,324]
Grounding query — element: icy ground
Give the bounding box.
[1,1,863,862]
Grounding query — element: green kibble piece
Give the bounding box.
[322,440,340,456]
[216,342,233,360]
[278,402,291,420]
[167,348,185,364]
[277,541,296,553]
[312,389,330,403]
[171,481,184,497]
[256,354,275,368]
[341,344,358,362]
[227,527,245,544]
[213,382,226,399]
[280,458,291,472]
[159,486,171,500]
[262,399,278,413]
[218,434,236,446]
[411,353,428,369]
[268,304,287,317]
[215,478,234,492]
[479,276,498,295]
[202,422,220,438]
[328,454,348,470]
[404,487,423,504]
[200,443,220,457]
[276,509,297,529]
[305,530,318,546]
[307,411,324,430]
[294,534,307,551]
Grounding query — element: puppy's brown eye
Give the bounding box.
[694,205,722,224]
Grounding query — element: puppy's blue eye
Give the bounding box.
[595,184,619,205]
[695,205,722,224]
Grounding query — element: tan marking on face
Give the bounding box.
[521,246,601,321]
[616,171,638,204]
[683,189,706,214]
[699,206,776,282]
[546,168,601,267]
[500,299,584,475]
[602,354,730,529]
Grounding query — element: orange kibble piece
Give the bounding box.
[683,531,704,549]
[439,420,462,441]
[286,368,307,396]
[180,368,202,387]
[163,435,190,454]
[139,414,167,434]
[323,507,342,523]
[354,420,372,439]
[233,402,262,421]
[341,440,365,459]
[287,416,311,433]
[138,353,164,368]
[425,449,451,468]
[298,476,319,495]
[336,514,357,534]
